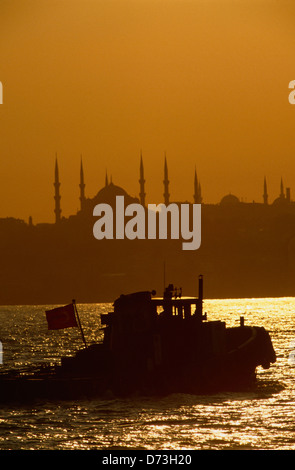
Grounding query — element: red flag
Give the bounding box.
[45,303,78,330]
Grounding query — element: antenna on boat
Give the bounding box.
[72,299,87,348]
[197,275,204,319]
[198,275,203,303]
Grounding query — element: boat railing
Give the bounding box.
[152,297,204,320]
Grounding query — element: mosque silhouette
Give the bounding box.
[52,154,292,225]
[1,155,295,305]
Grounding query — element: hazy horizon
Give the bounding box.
[1,0,295,223]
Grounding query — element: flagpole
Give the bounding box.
[72,299,87,348]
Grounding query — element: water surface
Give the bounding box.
[0,298,294,450]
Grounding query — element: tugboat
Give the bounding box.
[0,276,276,401]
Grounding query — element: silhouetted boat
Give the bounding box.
[0,276,276,402]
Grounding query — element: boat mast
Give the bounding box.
[72,299,87,348]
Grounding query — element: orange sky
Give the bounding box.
[1,0,295,223]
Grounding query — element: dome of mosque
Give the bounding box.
[220,194,240,206]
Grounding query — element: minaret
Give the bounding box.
[105,170,109,187]
[194,168,202,203]
[79,156,86,211]
[54,156,61,223]
[263,176,268,205]
[163,155,170,205]
[139,153,146,206]
[280,178,285,199]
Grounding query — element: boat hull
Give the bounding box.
[0,325,276,402]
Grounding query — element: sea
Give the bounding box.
[0,297,294,453]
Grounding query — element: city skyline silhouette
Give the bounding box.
[1,152,293,226]
[40,155,295,226]
[1,154,295,305]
